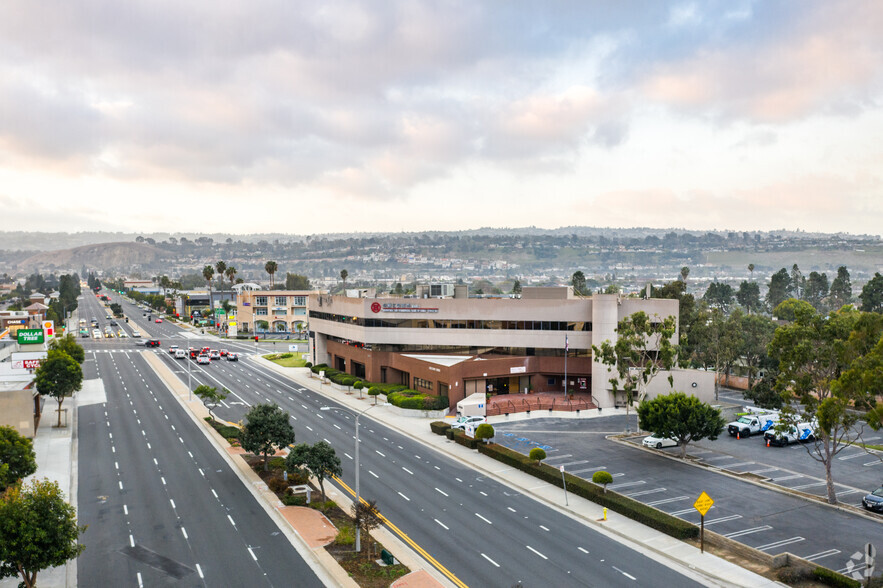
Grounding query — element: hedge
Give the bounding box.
[812,567,861,588]
[476,442,698,540]
[451,429,479,449]
[430,421,451,435]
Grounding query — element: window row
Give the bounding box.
[310,311,591,332]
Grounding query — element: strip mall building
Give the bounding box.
[308,287,709,411]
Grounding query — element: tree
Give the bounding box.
[474,423,494,443]
[743,372,783,410]
[367,387,380,405]
[351,499,383,556]
[265,261,278,288]
[789,264,804,299]
[804,271,829,312]
[224,265,237,290]
[239,403,294,471]
[591,471,613,493]
[829,266,852,309]
[766,268,791,311]
[34,350,83,427]
[592,311,680,431]
[0,479,85,588]
[284,441,341,502]
[748,263,754,281]
[202,265,215,315]
[193,385,228,421]
[48,334,85,365]
[637,392,725,458]
[339,269,348,291]
[528,447,546,465]
[680,266,690,285]
[285,273,311,290]
[769,300,883,503]
[738,313,777,390]
[0,427,36,493]
[703,282,734,313]
[511,279,522,295]
[859,272,883,313]
[571,271,587,295]
[735,281,762,315]
[215,261,227,282]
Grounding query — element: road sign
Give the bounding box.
[694,491,714,516]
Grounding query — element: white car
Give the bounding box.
[642,435,678,449]
[131,331,141,338]
[450,416,487,430]
[174,349,186,359]
[197,354,211,365]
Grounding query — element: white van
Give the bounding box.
[174,349,186,359]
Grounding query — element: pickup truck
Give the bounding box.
[727,413,779,437]
[763,422,816,446]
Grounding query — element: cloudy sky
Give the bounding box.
[1,1,881,235]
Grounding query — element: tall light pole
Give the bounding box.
[320,403,385,553]
[188,352,192,402]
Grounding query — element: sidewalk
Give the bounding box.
[254,358,784,588]
[0,397,79,588]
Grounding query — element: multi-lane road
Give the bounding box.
[79,291,713,587]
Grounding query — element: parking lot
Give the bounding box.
[493,415,882,575]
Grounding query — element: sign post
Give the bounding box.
[693,491,714,553]
[560,465,568,506]
[866,543,876,587]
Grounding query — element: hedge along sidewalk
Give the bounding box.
[252,357,777,588]
[140,351,350,588]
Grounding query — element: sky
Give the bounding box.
[1,1,882,236]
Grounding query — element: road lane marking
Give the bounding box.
[376,450,386,457]
[130,534,135,547]
[578,547,589,554]
[508,507,516,512]
[435,488,448,497]
[228,515,236,526]
[123,505,128,515]
[212,489,218,499]
[481,553,500,567]
[161,477,166,485]
[369,470,378,478]
[475,513,492,524]
[612,566,636,581]
[170,499,176,509]
[248,547,257,561]
[344,453,353,460]
[181,528,188,539]
[435,519,449,530]
[398,492,410,501]
[539,525,550,531]
[196,564,204,579]
[526,545,547,559]
[137,572,143,587]
[119,481,123,490]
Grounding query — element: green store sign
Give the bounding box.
[17,329,45,344]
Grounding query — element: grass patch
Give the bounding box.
[263,353,308,367]
[204,417,240,445]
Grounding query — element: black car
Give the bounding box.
[862,486,883,514]
[145,339,161,348]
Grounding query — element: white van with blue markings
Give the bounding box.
[763,422,816,446]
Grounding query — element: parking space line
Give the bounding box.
[790,481,826,490]
[724,526,772,539]
[703,514,742,526]
[748,468,778,475]
[646,496,689,507]
[626,488,666,498]
[703,455,734,462]
[756,537,804,551]
[771,474,803,482]
[723,462,755,469]
[862,460,882,467]
[608,481,645,490]
[838,452,869,461]
[569,466,607,474]
[805,549,841,561]
[670,506,710,516]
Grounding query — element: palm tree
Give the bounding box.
[680,266,690,284]
[203,265,214,318]
[265,261,278,289]
[225,266,237,290]
[215,261,227,281]
[340,269,348,292]
[748,263,755,282]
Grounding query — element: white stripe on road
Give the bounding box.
[475,513,492,524]
[771,474,802,481]
[626,488,666,498]
[608,481,645,490]
[805,549,841,561]
[196,564,204,579]
[434,519,449,530]
[526,545,547,559]
[248,547,257,561]
[724,526,772,539]
[756,537,804,551]
[481,553,500,567]
[398,492,410,501]
[435,488,448,497]
[703,514,742,526]
[228,515,236,526]
[647,496,689,506]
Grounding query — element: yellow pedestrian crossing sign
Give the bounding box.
[694,491,714,516]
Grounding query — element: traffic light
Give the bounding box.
[254,336,259,342]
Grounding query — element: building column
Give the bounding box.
[591,295,619,409]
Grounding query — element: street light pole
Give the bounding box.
[188,353,192,402]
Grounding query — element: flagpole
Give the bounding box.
[564,334,568,398]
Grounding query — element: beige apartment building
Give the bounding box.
[307,287,707,410]
[236,290,311,333]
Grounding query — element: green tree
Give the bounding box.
[34,349,83,427]
[680,266,690,285]
[239,403,295,471]
[351,499,382,556]
[202,265,215,315]
[829,266,852,309]
[743,372,783,410]
[215,261,227,283]
[193,385,228,421]
[859,272,883,313]
[703,282,734,313]
[285,273,311,290]
[591,471,613,493]
[735,281,762,315]
[511,279,522,295]
[571,271,587,295]
[691,308,742,400]
[766,268,791,310]
[769,301,883,503]
[474,423,494,443]
[528,447,546,465]
[592,311,680,431]
[339,269,348,291]
[367,387,380,405]
[804,271,829,312]
[790,264,804,299]
[747,263,754,282]
[225,265,237,290]
[393,283,404,295]
[285,441,341,502]
[0,479,86,588]
[0,427,37,492]
[738,313,777,390]
[48,334,85,365]
[265,261,278,288]
[637,392,726,458]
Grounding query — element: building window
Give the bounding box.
[255,296,268,306]
[292,296,306,306]
[414,377,433,391]
[256,308,268,316]
[275,296,287,306]
[273,308,287,315]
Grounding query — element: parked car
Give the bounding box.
[763,422,816,446]
[862,486,883,514]
[226,352,239,361]
[450,416,486,430]
[197,354,211,364]
[145,340,161,347]
[642,435,678,449]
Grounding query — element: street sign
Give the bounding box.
[17,329,44,345]
[694,491,714,516]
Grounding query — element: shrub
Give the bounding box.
[281,494,307,507]
[812,567,861,588]
[592,471,613,492]
[304,362,312,368]
[474,423,495,443]
[310,363,328,374]
[267,476,289,494]
[450,429,479,449]
[279,352,293,359]
[310,499,336,512]
[268,456,286,470]
[430,421,451,435]
[529,447,547,465]
[477,443,698,540]
[354,381,365,390]
[334,524,355,546]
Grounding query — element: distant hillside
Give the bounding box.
[16,242,165,272]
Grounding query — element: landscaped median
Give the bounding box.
[310,364,449,413]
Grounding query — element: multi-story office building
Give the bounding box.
[236,290,311,333]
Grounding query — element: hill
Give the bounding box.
[15,242,166,273]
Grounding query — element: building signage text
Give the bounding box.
[17,329,44,344]
[372,302,438,314]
